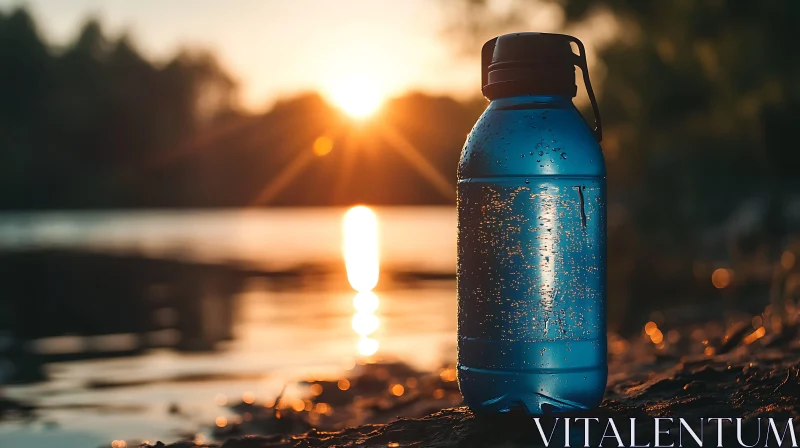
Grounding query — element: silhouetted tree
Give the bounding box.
[0,9,55,206]
[0,8,237,209]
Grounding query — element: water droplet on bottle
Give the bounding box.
[560,153,567,159]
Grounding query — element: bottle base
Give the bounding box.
[458,365,606,415]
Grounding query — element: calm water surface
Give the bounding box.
[0,207,457,448]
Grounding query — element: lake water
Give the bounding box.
[0,206,458,448]
[0,207,456,273]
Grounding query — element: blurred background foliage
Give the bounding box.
[556,0,800,257]
[0,9,237,208]
[559,0,800,315]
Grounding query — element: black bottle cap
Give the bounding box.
[481,32,603,142]
[482,32,577,98]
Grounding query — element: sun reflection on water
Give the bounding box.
[342,206,381,356]
[343,206,380,292]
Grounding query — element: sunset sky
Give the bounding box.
[1,0,614,112]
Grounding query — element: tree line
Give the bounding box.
[0,8,489,210]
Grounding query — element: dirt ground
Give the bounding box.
[142,313,800,448]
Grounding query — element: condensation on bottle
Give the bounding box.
[457,32,607,414]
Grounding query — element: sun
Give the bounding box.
[328,75,384,119]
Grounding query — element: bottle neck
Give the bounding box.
[488,94,573,109]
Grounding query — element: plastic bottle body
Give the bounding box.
[457,94,607,414]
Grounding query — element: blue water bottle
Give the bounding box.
[457,32,606,414]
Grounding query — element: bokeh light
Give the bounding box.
[743,326,766,345]
[215,394,227,406]
[215,416,227,428]
[357,337,379,356]
[352,312,380,336]
[439,368,456,382]
[390,384,405,396]
[711,268,733,289]
[667,330,680,344]
[291,399,305,412]
[313,135,334,157]
[241,391,255,404]
[782,251,796,270]
[650,329,664,344]
[353,291,379,313]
